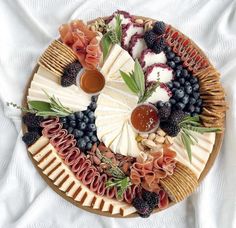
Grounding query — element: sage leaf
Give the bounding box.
[28,100,51,112]
[120,70,139,94]
[134,59,145,97]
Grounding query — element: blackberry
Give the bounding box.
[27,126,42,135]
[22,131,40,146]
[142,190,159,209]
[160,122,180,137]
[169,110,185,125]
[23,113,43,128]
[132,197,152,217]
[61,61,82,87]
[153,21,166,35]
[158,105,171,121]
[152,37,165,54]
[144,30,157,48]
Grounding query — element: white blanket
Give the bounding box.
[0,0,235,227]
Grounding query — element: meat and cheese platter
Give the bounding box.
[9,10,227,218]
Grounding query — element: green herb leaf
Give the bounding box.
[101,33,112,60]
[134,59,145,97]
[138,82,159,103]
[28,100,51,112]
[182,125,221,134]
[120,70,139,94]
[114,14,122,42]
[181,131,192,162]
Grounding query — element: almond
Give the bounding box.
[154,135,165,144]
[139,132,149,138]
[142,139,157,149]
[148,133,156,140]
[138,142,145,151]
[135,18,144,24]
[156,128,166,137]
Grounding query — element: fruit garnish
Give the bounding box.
[120,59,160,103]
[131,104,159,133]
[101,14,122,60]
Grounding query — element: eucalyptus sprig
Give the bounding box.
[96,148,131,199]
[120,59,160,103]
[179,115,221,162]
[7,90,73,117]
[101,14,122,60]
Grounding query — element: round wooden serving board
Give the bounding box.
[22,15,226,218]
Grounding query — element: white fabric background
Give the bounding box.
[0,0,235,227]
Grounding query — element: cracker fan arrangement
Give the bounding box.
[10,10,227,217]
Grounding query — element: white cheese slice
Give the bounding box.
[170,132,216,178]
[101,127,123,147]
[115,122,129,156]
[37,66,59,82]
[101,44,123,76]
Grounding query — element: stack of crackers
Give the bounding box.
[194,66,227,129]
[160,162,198,202]
[38,40,77,77]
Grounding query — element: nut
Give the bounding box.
[150,144,163,152]
[156,128,166,137]
[135,18,144,24]
[104,151,114,158]
[165,136,174,145]
[144,19,153,31]
[142,139,157,149]
[122,162,129,173]
[100,163,109,170]
[93,156,101,165]
[148,133,156,140]
[138,142,145,151]
[139,133,149,138]
[154,135,165,144]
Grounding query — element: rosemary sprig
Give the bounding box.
[101,14,122,60]
[96,148,131,199]
[179,115,221,162]
[120,59,159,103]
[7,91,73,117]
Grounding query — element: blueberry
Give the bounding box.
[164,46,171,52]
[189,97,196,105]
[175,69,181,78]
[77,138,86,150]
[192,83,200,91]
[83,108,91,115]
[169,98,176,105]
[83,136,90,143]
[173,56,181,64]
[85,142,93,151]
[63,123,69,129]
[196,99,202,107]
[176,65,183,71]
[83,116,89,124]
[167,52,175,60]
[164,101,171,108]
[179,78,185,85]
[168,61,176,69]
[91,95,98,102]
[87,123,96,131]
[90,135,98,143]
[88,111,95,119]
[187,104,195,113]
[174,89,185,99]
[156,101,164,109]
[86,131,94,137]
[77,122,86,130]
[68,114,76,121]
[181,69,188,78]
[172,88,177,93]
[166,81,173,89]
[195,107,201,114]
[181,94,189,104]
[185,81,191,86]
[60,117,67,124]
[185,85,192,94]
[73,129,83,138]
[68,127,74,134]
[180,86,185,91]
[173,81,180,88]
[69,120,76,127]
[189,77,198,84]
[75,111,84,120]
[89,102,97,111]
[193,92,200,99]
[176,102,185,110]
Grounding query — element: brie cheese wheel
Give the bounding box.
[170,132,216,178]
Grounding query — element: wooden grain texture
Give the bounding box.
[21,15,226,218]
